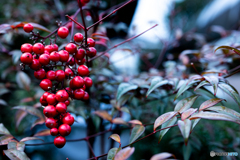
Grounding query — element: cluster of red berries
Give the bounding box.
[21,23,96,148]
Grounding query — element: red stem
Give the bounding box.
[66,15,85,30]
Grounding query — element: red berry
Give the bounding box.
[82,91,89,101]
[45,118,58,129]
[23,23,33,33]
[43,105,57,117]
[45,45,54,53]
[84,77,93,88]
[73,89,85,100]
[34,69,46,80]
[50,128,58,136]
[43,50,50,55]
[80,0,90,6]
[65,43,77,54]
[56,102,67,113]
[78,65,89,76]
[76,58,86,65]
[56,90,69,102]
[86,47,97,58]
[87,38,95,47]
[54,136,66,148]
[39,54,50,66]
[33,43,44,54]
[68,57,75,66]
[81,85,86,91]
[52,44,59,51]
[21,43,32,53]
[62,114,74,126]
[40,79,52,91]
[65,100,70,106]
[59,124,71,136]
[75,48,86,60]
[58,50,69,62]
[58,27,69,39]
[65,68,74,78]
[65,87,73,97]
[74,33,84,42]
[46,94,57,105]
[72,76,84,88]
[55,70,65,82]
[30,59,41,70]
[46,70,56,81]
[20,52,33,64]
[43,92,51,100]
[40,96,48,106]
[50,51,60,62]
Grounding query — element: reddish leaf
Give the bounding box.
[31,118,45,129]
[34,129,50,137]
[150,152,175,160]
[154,112,177,131]
[199,98,224,111]
[181,108,198,121]
[15,110,27,129]
[178,119,192,145]
[109,134,121,143]
[112,118,127,125]
[94,111,112,122]
[0,135,14,145]
[20,137,44,142]
[114,147,135,160]
[174,95,198,113]
[128,120,142,125]
[13,106,44,119]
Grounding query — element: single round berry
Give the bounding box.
[74,33,84,42]
[76,58,86,65]
[72,76,84,88]
[65,43,77,54]
[78,65,89,76]
[40,79,52,91]
[52,44,59,51]
[23,23,33,33]
[65,100,70,106]
[87,38,95,47]
[84,77,93,88]
[46,70,56,81]
[73,89,85,100]
[44,45,54,53]
[43,105,57,117]
[20,52,33,64]
[58,27,69,39]
[86,47,97,58]
[56,102,67,113]
[62,114,74,126]
[82,91,89,101]
[46,94,57,105]
[34,69,46,80]
[45,118,58,129]
[75,48,86,60]
[50,51,60,62]
[65,68,74,78]
[40,96,48,106]
[43,50,50,55]
[39,54,50,66]
[43,92,51,100]
[30,59,41,70]
[59,124,71,136]
[54,136,66,148]
[50,128,58,136]
[58,50,69,62]
[21,43,32,53]
[56,90,69,102]
[55,70,65,82]
[33,43,44,54]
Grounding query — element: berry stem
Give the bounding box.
[66,15,85,30]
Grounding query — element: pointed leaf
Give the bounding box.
[8,141,25,152]
[120,107,130,114]
[13,106,43,119]
[181,108,198,121]
[128,120,142,125]
[150,152,174,160]
[154,111,177,131]
[0,123,11,135]
[199,98,224,111]
[146,78,169,97]
[174,95,198,113]
[129,125,145,144]
[204,76,219,95]
[16,142,25,152]
[117,94,133,108]
[218,83,240,107]
[158,117,177,143]
[15,110,27,129]
[109,134,121,144]
[31,118,45,129]
[20,137,44,142]
[190,111,240,124]
[191,118,200,131]
[114,147,135,160]
[174,80,196,100]
[112,118,127,125]
[0,135,14,145]
[34,129,50,137]
[206,106,240,120]
[215,46,240,56]
[107,148,119,160]
[16,71,31,91]
[94,111,112,122]
[178,119,192,145]
[116,83,138,100]
[194,80,209,91]
[4,149,30,160]
[29,22,51,33]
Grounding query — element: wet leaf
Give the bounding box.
[199,98,224,111]
[109,134,121,144]
[0,123,11,135]
[218,83,240,107]
[116,83,138,100]
[94,111,112,122]
[4,149,30,160]
[129,125,145,144]
[158,117,177,143]
[174,95,198,113]
[20,137,44,142]
[16,71,31,91]
[150,152,175,160]
[34,129,50,137]
[114,147,135,160]
[178,119,192,145]
[154,111,177,131]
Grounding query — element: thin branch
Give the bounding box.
[66,15,85,30]
[89,24,158,62]
[87,0,135,31]
[86,140,96,158]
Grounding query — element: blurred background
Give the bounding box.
[1,0,240,159]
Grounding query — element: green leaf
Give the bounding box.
[107,148,119,160]
[9,50,22,64]
[13,106,43,119]
[178,119,192,145]
[218,83,240,107]
[116,83,138,100]
[158,117,177,143]
[114,147,135,160]
[0,135,14,145]
[129,125,145,144]
[206,106,240,120]
[109,134,121,144]
[16,71,31,91]
[4,149,30,160]
[174,80,197,100]
[174,95,198,113]
[117,94,133,108]
[199,98,224,111]
[120,107,130,114]
[0,123,11,135]
[181,108,198,121]
[146,78,169,97]
[154,111,177,131]
[190,111,240,124]
[204,75,219,95]
[214,46,240,56]
[150,152,174,160]
[194,80,209,91]
[191,118,200,131]
[20,137,44,142]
